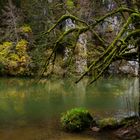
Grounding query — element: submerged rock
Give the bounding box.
[91,126,100,132]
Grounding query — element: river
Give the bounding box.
[0,77,139,140]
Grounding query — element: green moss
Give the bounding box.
[98,117,118,129]
[119,116,139,127]
[61,108,93,132]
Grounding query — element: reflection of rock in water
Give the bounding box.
[122,78,139,116]
[75,79,88,105]
[60,78,88,106]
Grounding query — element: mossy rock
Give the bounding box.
[119,116,139,127]
[97,117,118,129]
[60,108,93,132]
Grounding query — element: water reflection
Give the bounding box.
[122,78,139,116]
[0,77,139,140]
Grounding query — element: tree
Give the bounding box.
[36,0,139,116]
[39,5,139,80]
[0,0,23,43]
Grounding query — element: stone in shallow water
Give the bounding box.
[91,127,100,132]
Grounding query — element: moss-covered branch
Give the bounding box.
[91,7,136,28]
[90,29,108,47]
[89,49,118,85]
[38,26,89,79]
[76,12,140,84]
[114,52,138,61]
[43,14,88,35]
[37,6,139,84]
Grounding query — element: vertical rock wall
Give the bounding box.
[75,33,87,74]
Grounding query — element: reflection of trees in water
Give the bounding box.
[0,77,139,122]
[122,78,139,116]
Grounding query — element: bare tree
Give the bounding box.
[1,0,23,43]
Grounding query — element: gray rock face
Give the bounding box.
[119,61,139,76]
[75,33,87,74]
[109,60,139,76]
[63,17,87,74]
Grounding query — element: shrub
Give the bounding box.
[20,25,32,33]
[0,40,31,75]
[60,108,93,132]
[16,39,28,53]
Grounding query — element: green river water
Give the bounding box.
[0,77,139,140]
